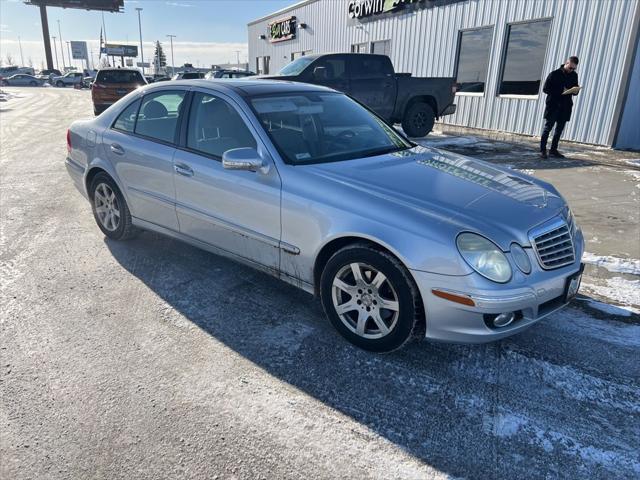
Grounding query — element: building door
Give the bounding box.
[371,40,391,57]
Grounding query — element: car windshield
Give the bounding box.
[96,70,145,84]
[277,57,315,76]
[249,92,412,165]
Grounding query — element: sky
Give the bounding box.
[0,0,294,70]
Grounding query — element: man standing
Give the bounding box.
[540,56,580,159]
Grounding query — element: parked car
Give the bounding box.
[0,74,45,86]
[36,69,63,82]
[51,71,85,87]
[91,68,147,116]
[263,53,457,137]
[205,69,256,79]
[171,71,205,80]
[65,79,584,352]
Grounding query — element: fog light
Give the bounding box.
[493,312,516,328]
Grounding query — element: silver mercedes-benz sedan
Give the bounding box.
[65,79,584,352]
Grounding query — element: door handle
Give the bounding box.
[174,163,194,177]
[110,143,125,155]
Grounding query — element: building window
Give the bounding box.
[455,27,493,94]
[351,42,368,53]
[291,50,312,61]
[498,19,552,96]
[256,56,271,75]
[370,40,391,57]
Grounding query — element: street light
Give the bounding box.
[57,20,66,70]
[166,34,176,75]
[51,36,59,70]
[135,8,145,75]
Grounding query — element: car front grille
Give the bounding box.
[532,222,575,270]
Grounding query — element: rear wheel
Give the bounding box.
[320,244,423,352]
[89,173,137,240]
[402,102,436,137]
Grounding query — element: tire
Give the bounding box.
[30,81,37,86]
[402,102,436,137]
[89,173,138,240]
[1,80,8,86]
[320,244,423,352]
[56,81,64,87]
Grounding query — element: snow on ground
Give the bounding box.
[625,159,640,167]
[578,298,637,317]
[582,252,640,274]
[624,169,640,189]
[581,277,640,311]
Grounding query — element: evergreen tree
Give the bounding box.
[153,41,167,73]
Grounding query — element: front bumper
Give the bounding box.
[411,258,583,343]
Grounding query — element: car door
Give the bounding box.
[172,89,281,270]
[348,55,396,120]
[103,89,188,231]
[304,55,349,94]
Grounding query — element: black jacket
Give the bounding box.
[543,66,579,122]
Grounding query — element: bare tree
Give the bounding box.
[5,53,14,66]
[40,60,45,71]
[28,57,34,68]
[99,56,110,68]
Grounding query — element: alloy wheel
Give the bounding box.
[331,262,400,339]
[94,183,120,232]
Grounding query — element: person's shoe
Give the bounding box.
[539,150,548,159]
[549,149,566,158]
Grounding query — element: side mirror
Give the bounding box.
[222,148,268,173]
[313,66,327,80]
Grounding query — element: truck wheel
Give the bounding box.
[402,102,435,137]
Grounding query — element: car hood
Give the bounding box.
[304,145,566,249]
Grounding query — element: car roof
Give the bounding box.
[97,68,141,72]
[174,78,334,97]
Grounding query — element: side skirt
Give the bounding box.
[131,216,315,295]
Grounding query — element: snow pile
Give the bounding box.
[578,298,636,317]
[580,277,640,311]
[582,252,640,275]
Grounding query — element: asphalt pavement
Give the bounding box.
[1,87,639,480]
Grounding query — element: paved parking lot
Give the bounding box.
[1,87,639,479]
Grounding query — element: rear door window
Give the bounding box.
[350,56,392,79]
[112,98,141,133]
[134,91,186,144]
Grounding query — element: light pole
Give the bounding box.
[57,20,66,70]
[18,36,25,66]
[66,41,72,70]
[234,50,240,67]
[51,36,59,70]
[166,34,176,75]
[136,8,145,75]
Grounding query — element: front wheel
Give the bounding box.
[30,81,37,86]
[1,80,8,86]
[56,81,64,87]
[89,173,137,240]
[320,244,423,352]
[402,102,436,137]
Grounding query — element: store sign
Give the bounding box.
[348,0,427,19]
[70,41,88,60]
[100,43,138,57]
[269,15,296,43]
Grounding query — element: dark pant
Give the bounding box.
[540,115,567,152]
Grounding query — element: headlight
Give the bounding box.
[456,233,512,283]
[510,243,531,274]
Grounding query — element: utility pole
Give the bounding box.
[135,8,145,75]
[66,41,72,70]
[51,36,59,70]
[166,34,176,76]
[234,50,240,67]
[18,36,25,66]
[57,20,66,70]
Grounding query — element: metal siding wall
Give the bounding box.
[248,0,639,146]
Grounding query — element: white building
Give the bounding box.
[248,0,640,149]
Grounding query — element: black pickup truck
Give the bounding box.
[261,53,457,137]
